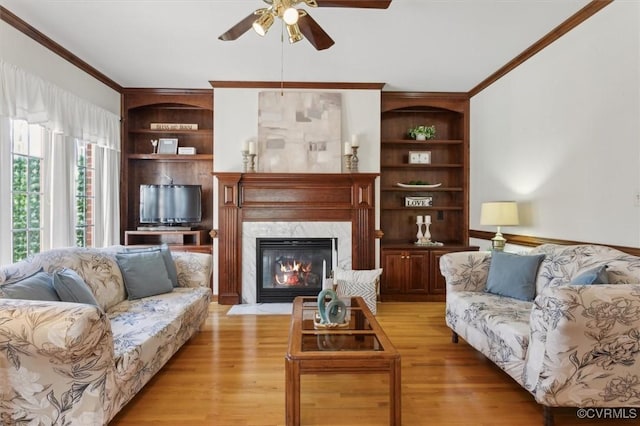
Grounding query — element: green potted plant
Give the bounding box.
[408,125,436,140]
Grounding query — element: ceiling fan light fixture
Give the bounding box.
[252,12,274,36]
[286,23,304,44]
[282,7,299,25]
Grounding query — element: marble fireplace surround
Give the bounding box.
[213,172,378,305]
[242,222,352,304]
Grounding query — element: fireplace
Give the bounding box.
[213,172,378,304]
[257,238,333,303]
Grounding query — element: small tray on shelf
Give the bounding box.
[396,182,442,189]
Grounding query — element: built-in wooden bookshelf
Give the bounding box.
[120,89,213,252]
[379,92,477,301]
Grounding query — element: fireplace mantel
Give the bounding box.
[213,172,379,304]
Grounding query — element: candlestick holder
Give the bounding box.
[241,150,250,172]
[343,153,353,171]
[415,221,424,244]
[422,222,431,243]
[248,153,257,173]
[350,146,359,172]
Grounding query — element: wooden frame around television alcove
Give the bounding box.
[212,172,378,305]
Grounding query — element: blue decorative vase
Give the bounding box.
[317,289,347,324]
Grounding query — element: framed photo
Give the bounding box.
[408,150,431,164]
[158,138,178,154]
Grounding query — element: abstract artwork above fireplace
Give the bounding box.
[257,91,342,173]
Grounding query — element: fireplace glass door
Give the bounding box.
[257,238,333,303]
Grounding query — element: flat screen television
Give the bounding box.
[139,184,202,226]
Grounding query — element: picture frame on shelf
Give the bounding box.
[157,138,178,154]
[408,151,431,164]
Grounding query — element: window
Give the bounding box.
[10,120,43,262]
[75,141,95,247]
[8,119,97,262]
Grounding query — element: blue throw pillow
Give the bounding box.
[571,265,608,285]
[124,243,179,287]
[52,268,100,307]
[485,251,545,301]
[116,249,173,300]
[1,268,60,301]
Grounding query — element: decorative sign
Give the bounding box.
[405,196,433,207]
[150,123,198,130]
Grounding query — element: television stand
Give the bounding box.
[136,225,192,231]
[124,229,208,247]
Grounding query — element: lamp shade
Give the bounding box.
[480,202,519,226]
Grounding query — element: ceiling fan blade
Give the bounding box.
[315,0,391,8]
[218,12,257,41]
[297,13,335,51]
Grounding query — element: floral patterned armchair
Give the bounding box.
[440,244,640,425]
[0,246,212,425]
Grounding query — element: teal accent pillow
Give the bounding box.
[485,251,545,301]
[1,268,60,301]
[124,243,179,287]
[116,249,173,300]
[52,268,100,307]
[571,265,608,285]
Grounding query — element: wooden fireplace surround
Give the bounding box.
[213,172,379,305]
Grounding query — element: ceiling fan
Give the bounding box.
[218,0,392,51]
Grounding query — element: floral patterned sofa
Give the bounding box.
[440,244,640,425]
[0,246,212,425]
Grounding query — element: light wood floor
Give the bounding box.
[110,302,624,425]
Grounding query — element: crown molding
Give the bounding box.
[0,6,122,93]
[468,0,614,97]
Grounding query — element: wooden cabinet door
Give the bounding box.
[381,250,406,294]
[429,250,449,295]
[406,251,430,294]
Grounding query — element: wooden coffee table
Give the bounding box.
[285,296,401,425]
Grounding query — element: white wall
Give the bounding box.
[470,1,640,247]
[212,87,381,294]
[0,20,120,114]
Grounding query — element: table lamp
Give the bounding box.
[480,201,519,251]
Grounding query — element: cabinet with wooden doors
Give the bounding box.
[120,89,213,254]
[380,92,476,301]
[380,245,476,301]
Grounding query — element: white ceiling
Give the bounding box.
[1,0,593,91]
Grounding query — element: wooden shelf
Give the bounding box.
[127,154,213,161]
[381,187,463,192]
[381,139,464,145]
[381,206,463,211]
[381,164,463,169]
[128,129,213,135]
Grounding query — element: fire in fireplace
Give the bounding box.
[257,238,334,303]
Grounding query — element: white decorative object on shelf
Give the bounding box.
[178,147,196,155]
[396,182,442,189]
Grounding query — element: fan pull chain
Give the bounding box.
[280,21,285,96]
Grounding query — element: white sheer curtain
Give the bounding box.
[0,117,11,263]
[0,60,120,250]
